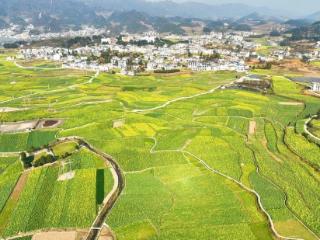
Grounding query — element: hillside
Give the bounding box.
[291,21,320,41]
[107,11,186,34]
[0,0,106,31]
[0,0,293,33]
[81,0,288,20]
[306,11,320,22]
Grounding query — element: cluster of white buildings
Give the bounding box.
[312,82,320,92]
[0,24,105,45]
[17,31,263,74]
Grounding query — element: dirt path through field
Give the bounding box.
[148,137,318,240]
[131,79,237,113]
[55,137,124,240]
[11,172,29,200]
[0,67,99,105]
[261,139,282,163]
[0,172,29,234]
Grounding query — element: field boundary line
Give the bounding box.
[182,150,306,240]
[148,136,309,240]
[131,79,237,113]
[0,70,99,105]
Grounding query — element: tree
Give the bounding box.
[33,154,56,167]
[187,48,192,57]
[20,152,27,162]
[266,62,272,69]
[302,55,310,63]
[100,49,112,64]
[270,30,281,37]
[20,152,32,168]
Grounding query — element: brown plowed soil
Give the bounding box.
[32,231,77,240]
[11,172,29,200]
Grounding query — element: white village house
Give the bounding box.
[312,82,320,92]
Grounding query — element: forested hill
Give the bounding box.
[291,21,320,41]
[0,0,106,32]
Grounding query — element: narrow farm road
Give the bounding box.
[0,136,124,240]
[57,137,124,240]
[131,80,237,113]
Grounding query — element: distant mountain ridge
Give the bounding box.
[0,0,106,31]
[81,0,290,20]
[0,0,192,34]
[0,0,307,35]
[107,10,184,34]
[290,21,320,41]
[306,11,320,22]
[239,12,284,22]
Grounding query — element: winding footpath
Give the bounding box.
[0,61,99,105]
[1,69,319,239]
[131,80,237,113]
[149,137,319,240]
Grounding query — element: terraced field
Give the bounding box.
[309,118,320,139]
[0,52,319,240]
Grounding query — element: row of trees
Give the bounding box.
[20,152,56,168]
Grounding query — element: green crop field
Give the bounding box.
[51,140,79,158]
[0,130,56,152]
[310,61,320,67]
[0,52,319,240]
[2,153,114,237]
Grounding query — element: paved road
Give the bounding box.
[58,137,125,240]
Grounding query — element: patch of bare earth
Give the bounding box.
[304,90,320,98]
[98,225,115,240]
[11,172,29,200]
[41,119,63,128]
[249,121,256,135]
[32,231,78,240]
[113,119,125,128]
[0,119,63,133]
[76,230,89,240]
[278,102,303,106]
[0,172,30,233]
[0,120,38,133]
[58,171,75,181]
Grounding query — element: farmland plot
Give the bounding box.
[0,53,319,240]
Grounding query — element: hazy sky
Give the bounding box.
[161,0,320,16]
